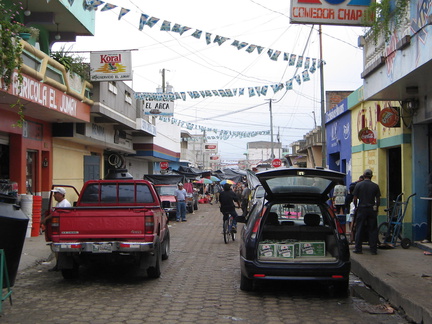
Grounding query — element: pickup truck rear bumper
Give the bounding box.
[50,241,154,253]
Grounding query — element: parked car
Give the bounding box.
[238,167,350,293]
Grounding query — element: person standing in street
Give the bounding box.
[332,181,347,214]
[174,183,187,222]
[219,183,241,233]
[240,183,251,216]
[353,169,381,255]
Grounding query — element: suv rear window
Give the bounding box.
[81,183,154,204]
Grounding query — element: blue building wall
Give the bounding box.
[326,98,351,186]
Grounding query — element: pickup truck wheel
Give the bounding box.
[162,232,170,260]
[147,240,162,279]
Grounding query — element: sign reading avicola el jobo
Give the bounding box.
[90,51,132,81]
[290,0,373,26]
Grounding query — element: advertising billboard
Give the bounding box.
[90,51,132,81]
[290,0,373,26]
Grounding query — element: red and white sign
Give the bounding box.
[272,158,282,168]
[204,143,218,152]
[159,161,169,170]
[90,50,132,81]
[379,107,399,127]
[358,127,377,144]
[290,0,372,26]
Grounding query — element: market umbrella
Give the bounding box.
[210,176,221,182]
[195,178,213,184]
[220,179,236,185]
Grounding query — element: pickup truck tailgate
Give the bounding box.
[52,207,152,240]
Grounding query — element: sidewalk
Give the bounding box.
[16,231,432,323]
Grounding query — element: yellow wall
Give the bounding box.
[350,100,413,226]
[52,138,103,204]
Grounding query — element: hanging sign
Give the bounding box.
[379,107,400,127]
[358,127,377,144]
[204,143,218,152]
[143,100,174,116]
[90,50,132,81]
[290,0,373,26]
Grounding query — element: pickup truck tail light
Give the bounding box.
[145,215,154,234]
[51,216,60,235]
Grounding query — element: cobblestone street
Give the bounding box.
[1,204,409,324]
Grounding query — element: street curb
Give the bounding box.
[351,257,432,324]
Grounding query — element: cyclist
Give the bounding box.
[219,183,241,232]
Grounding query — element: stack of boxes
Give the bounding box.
[258,240,326,259]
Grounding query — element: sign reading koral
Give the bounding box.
[290,0,373,26]
[143,100,174,116]
[90,51,132,81]
[159,161,169,170]
[272,159,282,168]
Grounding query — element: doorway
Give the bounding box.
[387,147,402,207]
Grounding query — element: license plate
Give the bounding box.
[92,243,112,253]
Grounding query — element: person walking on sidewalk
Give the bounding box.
[240,182,251,216]
[219,183,241,233]
[353,169,381,255]
[174,183,187,222]
[332,180,347,215]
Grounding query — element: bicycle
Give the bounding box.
[222,212,236,244]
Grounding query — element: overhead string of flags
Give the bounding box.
[157,116,271,140]
[80,0,324,101]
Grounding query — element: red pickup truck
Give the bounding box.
[45,174,170,280]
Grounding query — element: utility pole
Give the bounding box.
[319,25,327,168]
[265,99,275,160]
[160,68,170,93]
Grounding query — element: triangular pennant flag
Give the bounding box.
[257,46,264,54]
[267,49,274,58]
[261,85,268,95]
[248,87,256,97]
[302,70,310,82]
[179,26,191,35]
[254,86,261,96]
[295,75,301,85]
[270,84,278,93]
[199,91,206,98]
[239,88,245,96]
[296,55,304,68]
[232,88,237,96]
[171,23,181,33]
[289,54,296,66]
[187,91,194,99]
[191,29,202,39]
[68,0,75,5]
[231,40,240,47]
[284,52,289,61]
[146,17,160,28]
[304,57,310,69]
[205,32,212,45]
[218,90,227,97]
[101,3,116,11]
[245,45,256,53]
[310,58,317,73]
[286,79,293,90]
[237,42,248,50]
[118,8,130,20]
[213,36,229,46]
[180,92,186,100]
[175,92,181,99]
[225,89,233,97]
[139,14,149,30]
[212,90,219,96]
[271,50,281,61]
[160,20,171,31]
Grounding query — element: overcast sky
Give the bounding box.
[53,0,365,162]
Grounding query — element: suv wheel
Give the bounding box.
[240,273,254,291]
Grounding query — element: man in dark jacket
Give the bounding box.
[353,169,381,255]
[219,183,241,232]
